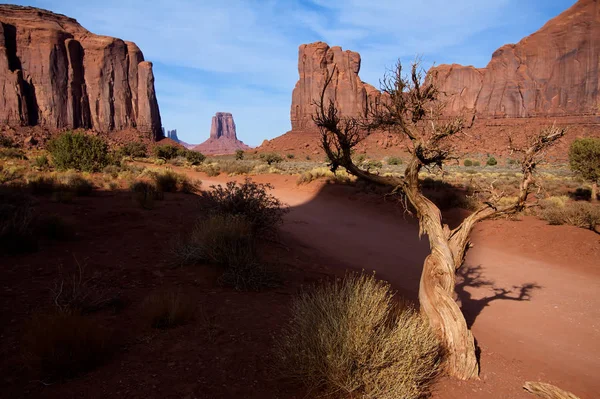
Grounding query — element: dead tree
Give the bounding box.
[313,61,566,380]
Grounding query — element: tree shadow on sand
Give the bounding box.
[456,264,542,329]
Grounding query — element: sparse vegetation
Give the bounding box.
[235,149,245,160]
[153,144,180,160]
[200,178,287,235]
[276,273,442,399]
[36,214,75,241]
[24,311,112,380]
[296,167,352,185]
[185,150,206,165]
[169,214,276,290]
[486,156,498,166]
[463,159,473,167]
[150,169,198,193]
[569,138,600,201]
[47,132,109,172]
[130,180,163,209]
[0,188,36,253]
[286,153,295,159]
[260,152,283,165]
[540,200,600,231]
[387,156,403,165]
[143,291,196,329]
[118,141,148,158]
[34,154,50,169]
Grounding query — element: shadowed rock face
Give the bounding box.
[0,5,162,139]
[194,112,251,155]
[290,41,381,131]
[429,0,600,118]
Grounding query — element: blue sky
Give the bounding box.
[14,0,576,145]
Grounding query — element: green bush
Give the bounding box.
[152,144,179,160]
[363,160,383,170]
[185,150,206,165]
[486,156,498,166]
[47,132,109,172]
[200,178,287,235]
[260,152,283,165]
[0,134,15,148]
[472,160,481,167]
[569,138,600,200]
[118,142,147,158]
[276,273,442,399]
[286,153,295,159]
[34,154,50,169]
[387,156,403,166]
[235,150,245,160]
[463,159,473,167]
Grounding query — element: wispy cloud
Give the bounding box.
[13,0,575,145]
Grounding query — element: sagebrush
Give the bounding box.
[276,273,442,399]
[200,178,287,235]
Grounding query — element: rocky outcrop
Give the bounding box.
[0,5,162,139]
[430,0,600,118]
[194,112,251,154]
[290,42,381,131]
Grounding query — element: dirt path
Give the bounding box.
[186,170,600,399]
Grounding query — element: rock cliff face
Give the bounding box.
[290,42,380,131]
[0,5,162,139]
[430,0,600,118]
[193,112,251,154]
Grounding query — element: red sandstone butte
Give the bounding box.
[0,5,162,139]
[193,112,251,155]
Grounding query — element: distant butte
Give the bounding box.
[193,112,251,155]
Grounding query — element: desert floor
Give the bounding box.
[2,169,598,399]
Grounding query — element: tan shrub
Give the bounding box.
[143,290,196,329]
[276,272,442,399]
[24,311,113,380]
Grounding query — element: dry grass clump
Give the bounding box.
[36,213,75,241]
[130,180,164,209]
[25,172,94,196]
[296,167,352,185]
[150,169,200,193]
[523,381,581,399]
[276,273,443,399]
[0,188,36,253]
[200,178,287,235]
[52,260,120,315]
[539,200,600,231]
[143,290,196,329]
[217,160,254,175]
[170,214,277,290]
[23,311,113,381]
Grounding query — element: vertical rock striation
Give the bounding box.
[429,0,600,118]
[290,42,380,131]
[0,5,162,139]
